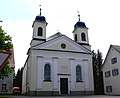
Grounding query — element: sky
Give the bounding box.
[1,0,120,72]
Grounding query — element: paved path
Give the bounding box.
[7,95,120,98]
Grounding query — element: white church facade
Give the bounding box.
[22,10,94,96]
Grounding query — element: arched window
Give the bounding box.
[44,63,51,81]
[81,32,86,41]
[75,34,77,42]
[38,27,43,36]
[76,65,82,81]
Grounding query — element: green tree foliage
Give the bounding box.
[13,67,23,93]
[0,26,13,79]
[0,27,12,52]
[92,49,104,94]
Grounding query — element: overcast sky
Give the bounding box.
[1,0,120,72]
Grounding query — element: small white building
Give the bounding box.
[22,10,94,96]
[103,45,120,95]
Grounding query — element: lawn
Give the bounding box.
[0,96,10,98]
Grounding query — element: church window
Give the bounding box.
[76,65,82,82]
[44,63,51,81]
[81,32,86,41]
[38,27,43,36]
[61,43,66,49]
[75,34,77,42]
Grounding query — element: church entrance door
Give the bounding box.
[60,78,68,95]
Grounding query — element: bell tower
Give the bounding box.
[30,6,48,46]
[73,13,91,50]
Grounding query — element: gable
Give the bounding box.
[103,45,120,70]
[31,35,92,54]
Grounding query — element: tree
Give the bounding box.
[13,67,23,93]
[0,26,13,79]
[92,49,104,94]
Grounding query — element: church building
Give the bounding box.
[22,9,94,96]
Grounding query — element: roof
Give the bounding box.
[0,51,12,70]
[29,32,92,54]
[8,48,15,68]
[112,45,120,53]
[47,32,63,41]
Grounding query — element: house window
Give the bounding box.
[112,68,119,76]
[38,27,43,36]
[75,34,77,42]
[105,71,111,78]
[1,84,7,91]
[111,57,117,64]
[81,32,86,41]
[106,86,112,93]
[76,65,82,82]
[44,63,51,81]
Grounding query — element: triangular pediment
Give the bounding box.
[31,35,92,54]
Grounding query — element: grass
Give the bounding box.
[0,95,10,98]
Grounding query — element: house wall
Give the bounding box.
[103,47,120,95]
[0,69,14,94]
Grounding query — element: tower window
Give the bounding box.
[75,34,77,42]
[81,32,86,41]
[38,27,43,36]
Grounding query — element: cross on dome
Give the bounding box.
[39,5,42,15]
[77,11,80,21]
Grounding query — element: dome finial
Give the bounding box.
[77,11,80,21]
[39,5,42,15]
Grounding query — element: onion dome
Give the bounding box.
[35,15,46,22]
[74,21,87,29]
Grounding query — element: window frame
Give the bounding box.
[76,65,82,82]
[111,57,117,64]
[112,68,119,76]
[1,84,7,91]
[106,86,112,93]
[75,34,77,42]
[44,63,51,82]
[105,71,111,78]
[81,32,86,41]
[37,27,43,36]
